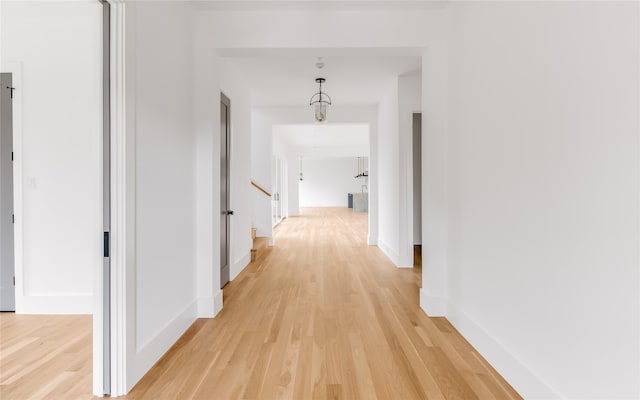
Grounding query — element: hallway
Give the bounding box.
[124,208,521,399]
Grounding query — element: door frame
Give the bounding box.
[0,72,16,312]
[0,62,24,314]
[220,92,231,289]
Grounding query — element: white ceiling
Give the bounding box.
[225,53,421,106]
[274,123,369,151]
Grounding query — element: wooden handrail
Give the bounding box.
[251,181,271,197]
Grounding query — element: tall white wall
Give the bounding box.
[192,15,254,316]
[439,2,639,398]
[299,157,366,207]
[124,2,198,389]
[250,109,275,237]
[0,2,102,314]
[398,73,421,263]
[376,78,401,265]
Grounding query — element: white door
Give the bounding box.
[0,73,15,311]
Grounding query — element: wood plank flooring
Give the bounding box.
[125,207,521,400]
[0,314,92,399]
[0,207,522,399]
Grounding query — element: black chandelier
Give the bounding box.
[309,78,332,123]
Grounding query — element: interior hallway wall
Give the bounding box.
[441,2,640,398]
[398,73,422,264]
[376,78,401,265]
[124,2,198,389]
[299,157,366,207]
[0,2,102,313]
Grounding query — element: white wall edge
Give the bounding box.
[197,296,215,318]
[446,299,565,400]
[419,287,446,317]
[19,294,93,314]
[128,299,198,392]
[368,233,378,245]
[377,238,410,267]
[109,2,131,396]
[231,251,251,281]
[213,289,223,317]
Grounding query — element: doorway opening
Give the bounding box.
[220,92,231,289]
[412,112,422,269]
[0,73,15,312]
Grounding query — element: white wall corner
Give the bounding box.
[231,252,251,281]
[127,299,198,392]
[213,289,224,317]
[197,296,215,318]
[419,288,446,317]
[368,233,378,246]
[445,300,564,400]
[377,239,410,268]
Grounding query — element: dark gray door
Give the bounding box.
[0,73,15,311]
[220,93,231,288]
[412,113,422,246]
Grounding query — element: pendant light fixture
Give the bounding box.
[310,77,331,123]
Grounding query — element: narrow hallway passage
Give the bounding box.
[125,208,521,400]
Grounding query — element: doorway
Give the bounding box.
[220,93,231,288]
[412,113,422,266]
[0,73,15,312]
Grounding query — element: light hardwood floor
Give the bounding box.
[0,207,522,399]
[0,314,92,399]
[125,207,521,400]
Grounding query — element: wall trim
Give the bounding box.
[446,300,564,400]
[197,296,215,318]
[377,238,412,268]
[108,1,130,397]
[213,290,223,317]
[231,251,251,281]
[20,294,92,314]
[419,287,446,317]
[128,300,198,392]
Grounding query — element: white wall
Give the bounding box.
[124,2,198,389]
[221,57,254,282]
[0,2,102,314]
[439,2,639,399]
[398,73,421,262]
[299,157,366,207]
[192,15,254,316]
[250,109,275,237]
[376,78,401,265]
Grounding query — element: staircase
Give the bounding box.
[251,227,269,261]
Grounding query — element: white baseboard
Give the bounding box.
[213,290,223,317]
[128,299,198,392]
[17,294,93,314]
[445,300,563,400]
[231,252,251,281]
[419,288,447,317]
[368,233,378,245]
[377,239,399,265]
[377,239,413,268]
[197,296,215,318]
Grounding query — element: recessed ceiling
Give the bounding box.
[225,53,421,106]
[274,124,369,152]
